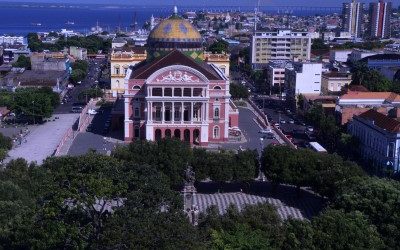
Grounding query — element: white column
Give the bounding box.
[181,102,184,123]
[190,102,194,122]
[161,102,165,123]
[172,102,175,122]
[148,102,152,121]
[205,102,209,122]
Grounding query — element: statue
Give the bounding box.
[184,164,195,186]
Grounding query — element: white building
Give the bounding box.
[0,36,25,45]
[329,50,352,62]
[285,63,322,108]
[349,109,400,173]
[251,29,311,67]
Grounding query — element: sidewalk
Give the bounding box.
[5,114,79,164]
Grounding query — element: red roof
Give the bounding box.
[358,109,400,133]
[130,50,222,80]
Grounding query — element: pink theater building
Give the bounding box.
[123,9,238,146]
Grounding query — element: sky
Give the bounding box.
[0,0,398,7]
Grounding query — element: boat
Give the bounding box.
[31,23,42,26]
[66,21,75,25]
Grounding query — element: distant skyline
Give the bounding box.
[0,0,398,8]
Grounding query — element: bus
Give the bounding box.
[308,142,327,153]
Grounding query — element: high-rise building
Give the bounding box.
[342,0,364,38]
[369,0,392,39]
[250,29,311,67]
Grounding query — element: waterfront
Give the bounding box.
[0,3,339,35]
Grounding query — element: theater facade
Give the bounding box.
[123,8,239,146]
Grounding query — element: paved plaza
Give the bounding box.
[6,114,79,164]
[194,181,325,220]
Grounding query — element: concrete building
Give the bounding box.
[250,29,311,67]
[336,91,400,124]
[342,0,364,38]
[349,49,379,62]
[69,46,87,60]
[285,63,322,109]
[265,60,293,94]
[123,8,239,145]
[329,50,352,63]
[369,0,392,39]
[349,109,400,172]
[110,47,147,97]
[321,72,352,94]
[362,54,400,80]
[30,53,70,72]
[1,69,68,93]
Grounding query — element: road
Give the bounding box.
[252,97,311,147]
[218,107,279,154]
[54,58,107,114]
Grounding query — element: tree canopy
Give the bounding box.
[208,40,229,53]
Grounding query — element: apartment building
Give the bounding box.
[251,29,311,67]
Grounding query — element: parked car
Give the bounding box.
[306,126,314,132]
[87,109,97,115]
[280,119,286,124]
[288,119,295,124]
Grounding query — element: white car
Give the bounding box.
[259,128,272,134]
[306,126,314,132]
[280,120,286,124]
[289,119,295,124]
[87,109,98,115]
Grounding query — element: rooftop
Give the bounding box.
[358,109,400,133]
[130,50,223,81]
[340,91,400,102]
[322,72,352,78]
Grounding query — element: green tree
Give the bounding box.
[282,219,315,250]
[12,55,31,69]
[211,223,271,249]
[230,83,249,99]
[78,87,103,101]
[70,68,86,83]
[334,176,400,248]
[208,40,229,53]
[311,38,329,50]
[312,209,384,249]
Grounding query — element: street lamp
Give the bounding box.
[258,137,265,181]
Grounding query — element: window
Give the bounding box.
[124,68,128,75]
[388,142,395,158]
[174,88,182,97]
[134,107,140,118]
[132,85,141,90]
[152,88,162,96]
[213,126,220,139]
[164,88,172,96]
[115,67,120,75]
[134,126,140,138]
[214,107,220,118]
[220,67,225,73]
[213,86,222,90]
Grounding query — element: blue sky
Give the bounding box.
[0,0,398,7]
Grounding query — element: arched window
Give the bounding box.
[132,85,141,90]
[214,107,220,118]
[213,86,222,90]
[213,126,220,139]
[219,67,226,73]
[114,65,120,75]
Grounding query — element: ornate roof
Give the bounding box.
[148,16,202,43]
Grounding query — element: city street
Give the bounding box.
[54,58,106,114]
[253,97,311,147]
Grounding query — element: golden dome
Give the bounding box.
[148,16,202,42]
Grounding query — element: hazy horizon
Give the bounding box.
[0,0,398,8]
